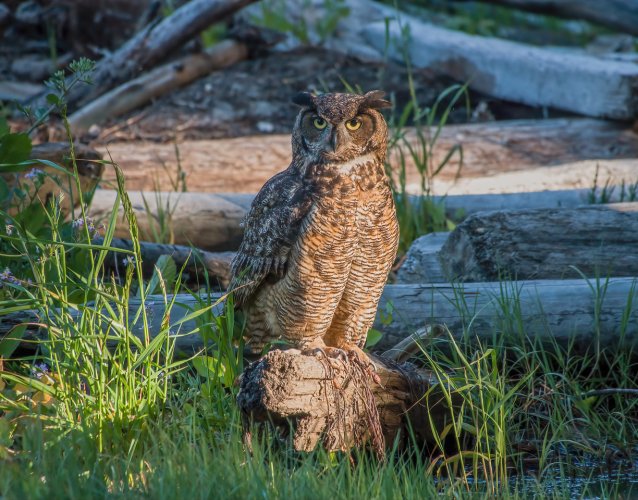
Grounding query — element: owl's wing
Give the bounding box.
[228,169,312,307]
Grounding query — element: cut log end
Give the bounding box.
[236,349,458,455]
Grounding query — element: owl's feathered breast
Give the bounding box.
[229,167,313,306]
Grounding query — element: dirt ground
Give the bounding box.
[2,40,564,145]
[91,46,566,144]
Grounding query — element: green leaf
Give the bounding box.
[0,177,10,203]
[192,355,225,379]
[0,133,32,165]
[0,325,27,358]
[365,328,383,349]
[12,202,47,234]
[46,93,60,106]
[0,116,9,138]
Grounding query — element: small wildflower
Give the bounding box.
[72,218,86,230]
[5,224,14,236]
[72,217,103,239]
[0,267,20,286]
[122,256,135,267]
[31,362,50,380]
[24,168,44,181]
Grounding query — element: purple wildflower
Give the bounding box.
[72,217,104,239]
[24,168,44,181]
[31,362,50,379]
[72,218,86,230]
[0,268,21,287]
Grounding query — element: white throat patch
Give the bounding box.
[332,153,377,174]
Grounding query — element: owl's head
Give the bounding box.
[290,90,391,165]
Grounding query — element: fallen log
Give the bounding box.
[102,237,233,287]
[363,16,638,119]
[237,349,456,454]
[459,0,638,36]
[395,232,449,284]
[439,202,638,283]
[5,278,638,353]
[96,119,638,192]
[30,0,258,111]
[89,190,248,251]
[69,40,249,134]
[89,187,631,250]
[0,81,44,102]
[377,278,638,351]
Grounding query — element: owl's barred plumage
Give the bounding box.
[229,90,399,356]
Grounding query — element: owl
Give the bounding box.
[229,90,399,362]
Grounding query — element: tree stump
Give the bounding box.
[236,349,458,456]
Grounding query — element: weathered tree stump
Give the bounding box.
[237,349,458,455]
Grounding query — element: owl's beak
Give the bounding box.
[323,127,345,155]
[329,130,338,152]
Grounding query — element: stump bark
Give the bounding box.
[237,349,457,454]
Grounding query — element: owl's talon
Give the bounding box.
[327,347,349,363]
[303,347,328,359]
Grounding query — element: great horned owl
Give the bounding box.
[229,90,399,360]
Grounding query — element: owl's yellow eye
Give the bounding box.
[345,118,362,131]
[313,117,327,130]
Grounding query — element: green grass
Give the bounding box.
[1,61,637,499]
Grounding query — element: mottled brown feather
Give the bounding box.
[229,90,399,355]
[229,164,312,306]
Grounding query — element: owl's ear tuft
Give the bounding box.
[292,91,316,107]
[361,90,392,110]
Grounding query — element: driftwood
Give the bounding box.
[461,0,638,36]
[363,16,638,119]
[237,349,456,454]
[102,237,233,287]
[97,119,638,192]
[30,0,258,111]
[2,142,103,217]
[89,187,632,250]
[69,40,249,134]
[439,202,638,283]
[5,278,638,353]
